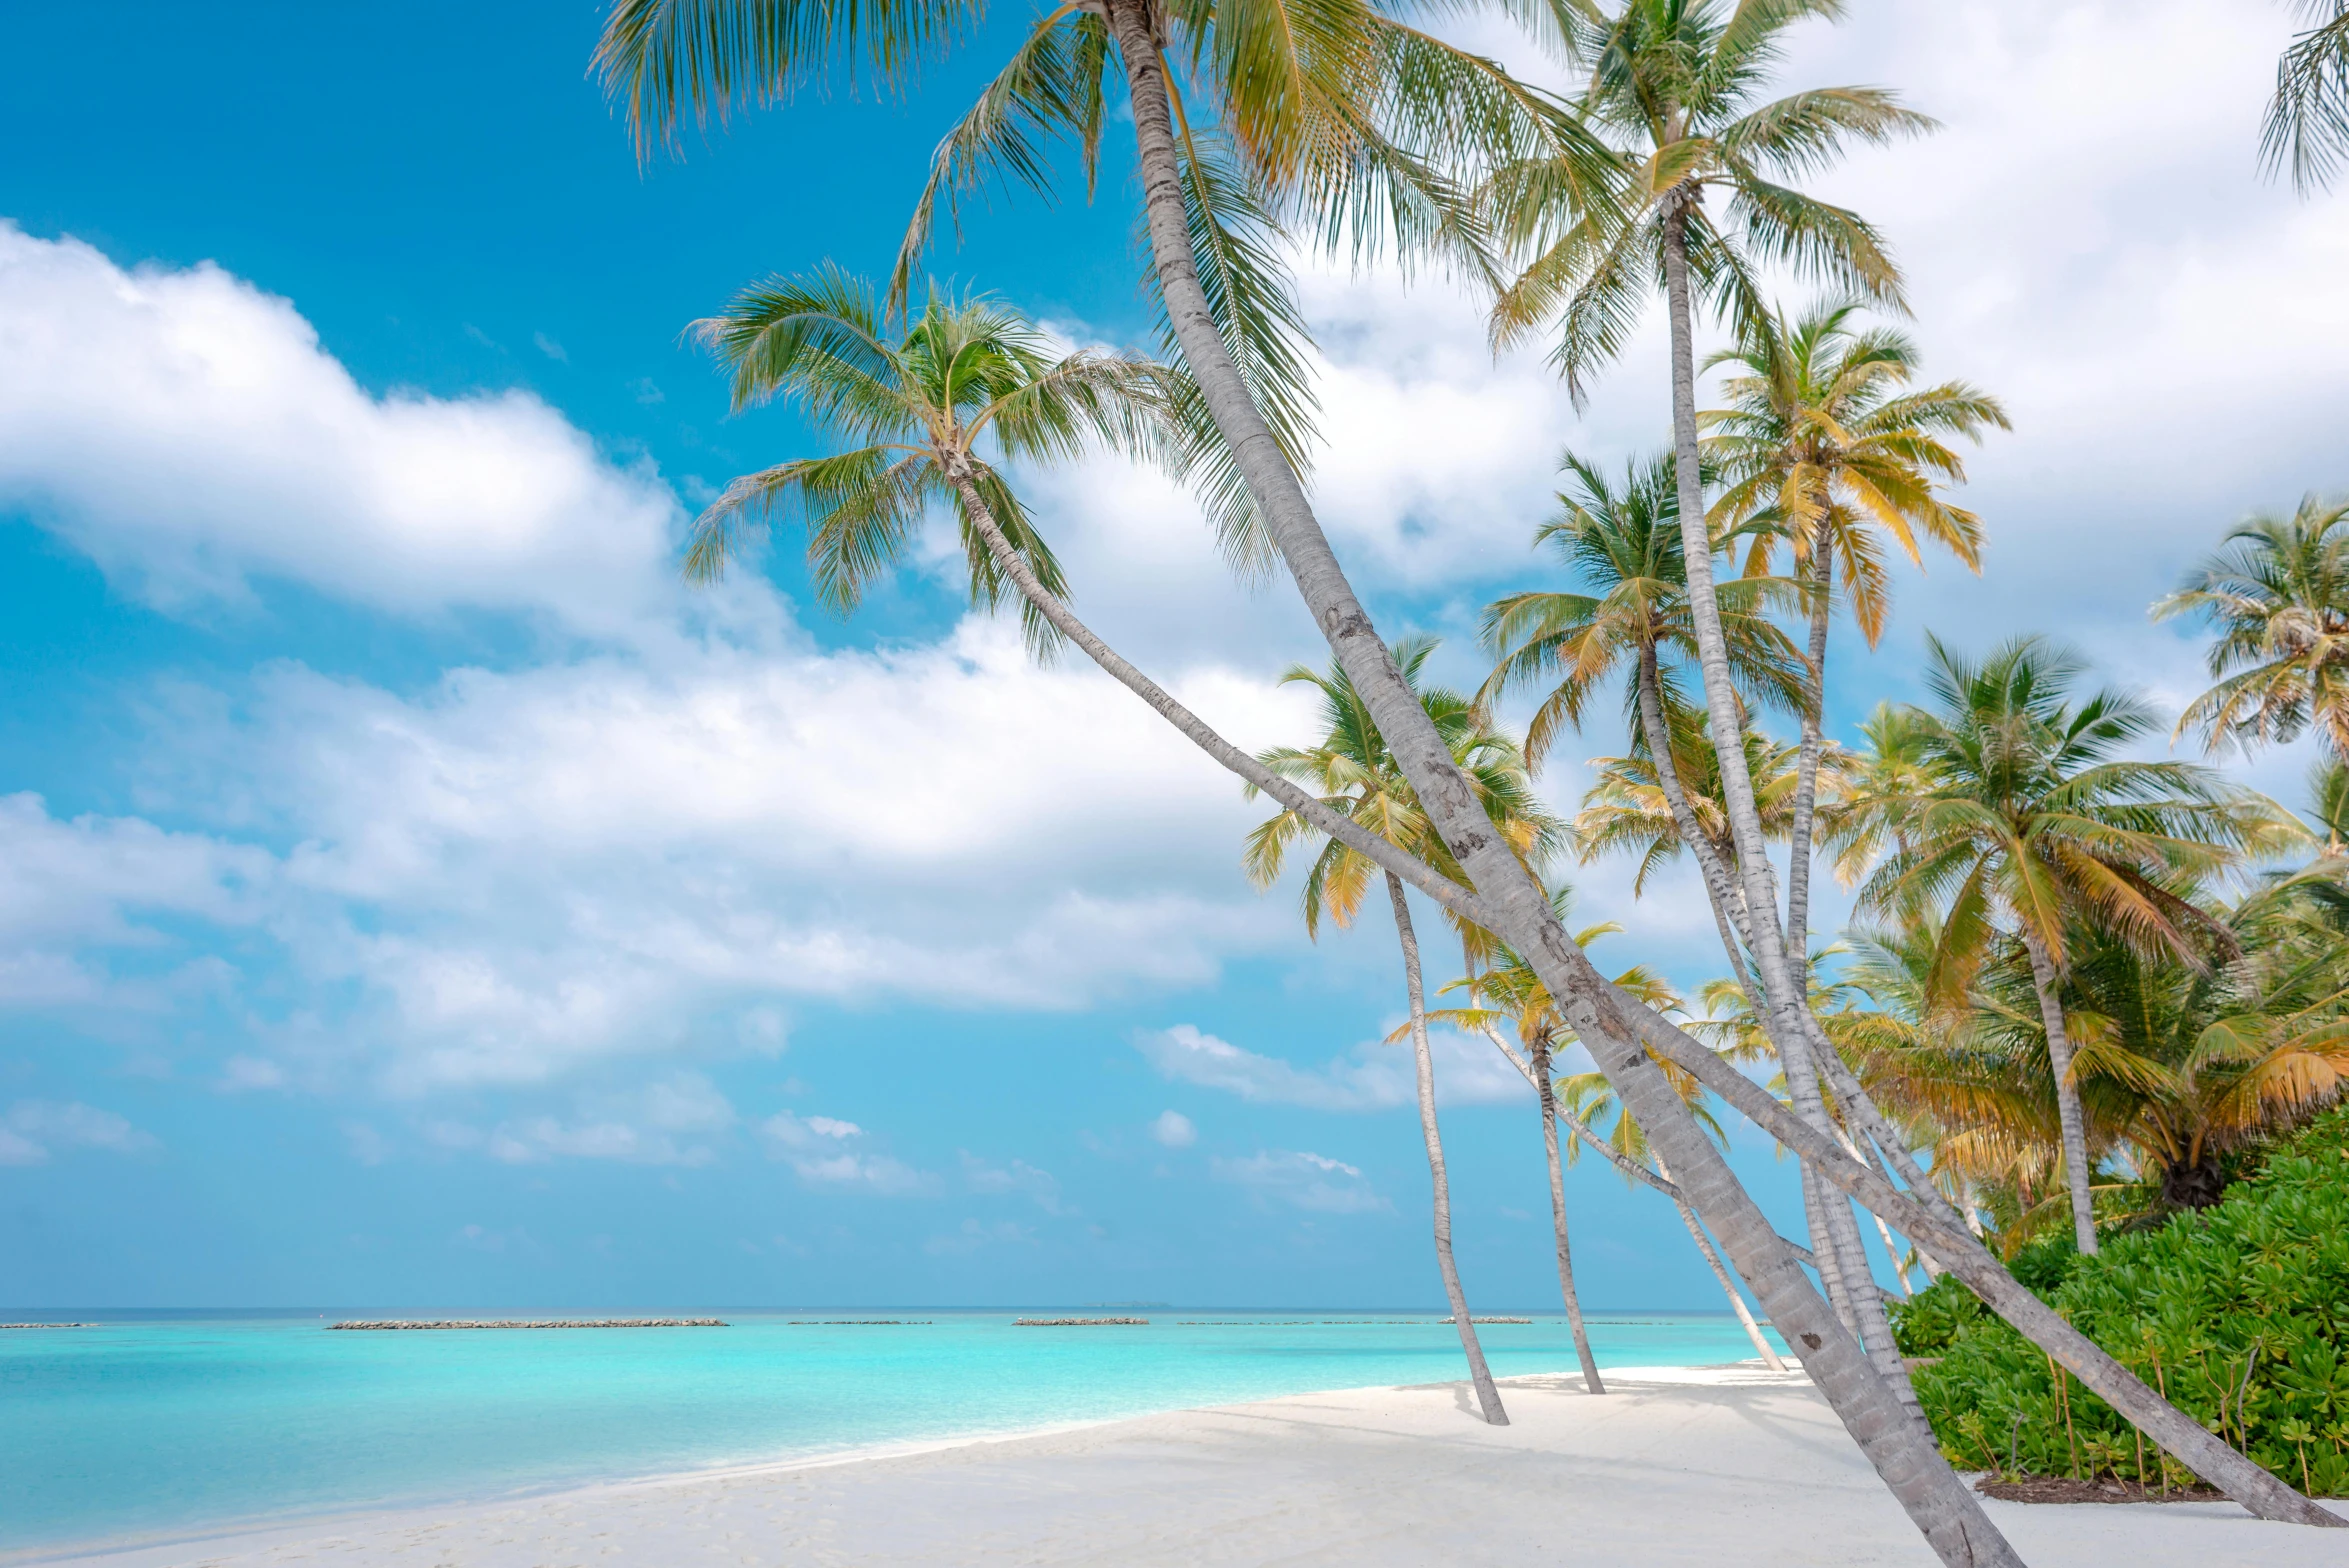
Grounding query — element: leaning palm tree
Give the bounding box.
[2266,0,2349,193]
[624,11,2343,1544]
[1245,638,1564,1425]
[1830,635,2281,1254]
[1486,3,1935,1385]
[1702,298,2007,959]
[2155,493,2349,760]
[1435,943,1788,1372]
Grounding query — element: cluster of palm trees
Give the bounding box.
[596,0,2349,1558]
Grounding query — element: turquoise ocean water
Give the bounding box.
[1,1309,1779,1558]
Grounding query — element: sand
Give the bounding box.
[37,1365,2347,1568]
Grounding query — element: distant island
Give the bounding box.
[326,1319,726,1331]
[1015,1317,1148,1327]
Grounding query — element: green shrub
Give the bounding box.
[1898,1104,2349,1496]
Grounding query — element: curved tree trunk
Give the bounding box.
[1095,21,2022,1558]
[1620,997,2343,1526]
[1531,1035,1605,1393]
[940,413,2334,1531]
[2021,929,2100,1256]
[1655,203,1915,1406]
[1388,872,1510,1424]
[1655,1151,1786,1371]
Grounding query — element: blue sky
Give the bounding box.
[1,0,2343,1311]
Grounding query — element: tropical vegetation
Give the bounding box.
[604,0,2349,1552]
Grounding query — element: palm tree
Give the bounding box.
[1831,635,2280,1254]
[677,267,1138,644]
[615,8,2333,1541]
[1419,903,1621,1394]
[1481,448,1805,1001]
[1480,451,1806,770]
[1702,298,2007,958]
[2266,0,2349,193]
[1485,4,1935,1387]
[1245,638,1563,1425]
[1550,1002,1788,1369]
[2155,493,2349,760]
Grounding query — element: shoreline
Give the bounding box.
[25,1361,2341,1568]
[8,1362,1773,1567]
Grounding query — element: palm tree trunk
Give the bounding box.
[1625,996,2343,1526]
[1481,1022,1765,1368]
[1784,513,1835,954]
[1656,201,1916,1406]
[1531,1036,1605,1394]
[1388,872,1509,1424]
[2021,929,2100,1256]
[944,396,2330,1534]
[1655,1151,1786,1371]
[1099,22,2026,1559]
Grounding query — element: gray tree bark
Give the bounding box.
[1619,996,2344,1527]
[1098,20,2023,1559]
[1389,873,1511,1423]
[1530,1034,1606,1393]
[1655,201,1915,1406]
[2022,930,2101,1256]
[1654,1151,1787,1371]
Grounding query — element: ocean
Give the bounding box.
[1,1309,1780,1558]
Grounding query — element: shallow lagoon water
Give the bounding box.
[1,1309,1780,1555]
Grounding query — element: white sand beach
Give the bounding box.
[44,1366,2345,1568]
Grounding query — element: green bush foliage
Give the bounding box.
[1889,1104,2349,1495]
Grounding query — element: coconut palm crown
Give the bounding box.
[680,266,1168,654]
[1244,636,1564,936]
[1487,0,1932,394]
[1702,298,2007,649]
[1479,450,1807,767]
[2154,493,2349,760]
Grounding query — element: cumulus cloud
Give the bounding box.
[0,792,268,1008]
[760,1109,931,1194]
[0,1100,159,1166]
[0,224,689,633]
[1134,1022,1527,1111]
[1211,1149,1387,1213]
[1150,1109,1197,1148]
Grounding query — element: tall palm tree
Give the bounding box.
[2266,0,2349,193]
[2155,493,2349,760]
[1481,449,1804,1002]
[1245,638,1563,1425]
[616,9,2334,1543]
[1831,635,2280,1254]
[1702,298,2007,959]
[1485,4,1934,1384]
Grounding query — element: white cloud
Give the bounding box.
[1211,1149,1387,1213]
[0,225,692,634]
[1150,1109,1197,1148]
[0,1100,159,1166]
[760,1109,931,1194]
[0,791,269,1008]
[1134,1022,1528,1112]
[135,616,1309,1089]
